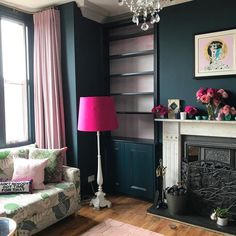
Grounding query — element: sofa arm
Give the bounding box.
[62,166,80,203]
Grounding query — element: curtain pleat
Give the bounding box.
[33,9,66,154]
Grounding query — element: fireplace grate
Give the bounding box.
[182,160,236,218]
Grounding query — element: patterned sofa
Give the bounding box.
[0,165,80,235]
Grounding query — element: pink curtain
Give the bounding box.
[33,9,66,150]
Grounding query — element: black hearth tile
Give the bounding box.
[147,205,236,236]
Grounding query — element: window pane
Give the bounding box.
[4,83,28,143]
[1,18,28,144]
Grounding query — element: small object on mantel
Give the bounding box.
[168,99,180,119]
[169,223,177,230]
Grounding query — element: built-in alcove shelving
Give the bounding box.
[106,22,157,201]
[109,25,155,141]
[116,112,152,114]
[109,28,154,41]
[109,49,154,60]
[111,92,154,96]
[110,71,154,78]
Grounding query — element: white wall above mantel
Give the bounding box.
[155,118,236,187]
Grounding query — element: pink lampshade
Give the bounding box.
[78,96,119,132]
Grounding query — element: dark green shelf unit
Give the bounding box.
[110,71,154,78]
[109,140,155,201]
[110,49,154,60]
[111,92,154,96]
[117,111,153,115]
[109,29,154,41]
[106,21,158,201]
[112,136,155,144]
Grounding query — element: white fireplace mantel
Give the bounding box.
[155,118,236,187]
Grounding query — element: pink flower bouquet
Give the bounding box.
[196,88,229,120]
[184,105,198,116]
[196,88,228,105]
[151,104,168,118]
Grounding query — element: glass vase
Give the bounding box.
[206,104,214,120]
[206,104,219,120]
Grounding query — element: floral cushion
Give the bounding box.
[29,148,67,183]
[0,149,29,182]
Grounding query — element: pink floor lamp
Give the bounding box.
[78,96,118,209]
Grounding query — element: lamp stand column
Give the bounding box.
[90,131,111,210]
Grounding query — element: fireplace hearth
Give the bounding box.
[147,205,236,235]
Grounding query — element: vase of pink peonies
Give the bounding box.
[196,88,228,120]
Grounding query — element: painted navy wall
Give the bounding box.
[159,0,236,110]
[60,2,78,168]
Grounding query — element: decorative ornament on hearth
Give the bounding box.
[196,88,229,120]
[118,0,172,31]
[151,104,168,118]
[210,207,230,226]
[210,211,217,221]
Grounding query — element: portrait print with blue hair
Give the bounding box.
[204,40,230,71]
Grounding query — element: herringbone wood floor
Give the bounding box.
[37,195,223,236]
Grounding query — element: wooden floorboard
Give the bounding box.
[36,195,223,236]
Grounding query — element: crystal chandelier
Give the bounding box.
[118,0,170,31]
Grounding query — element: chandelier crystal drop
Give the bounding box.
[118,0,170,31]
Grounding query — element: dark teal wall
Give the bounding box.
[60,3,78,167]
[75,7,108,195]
[159,0,236,110]
[60,2,107,196]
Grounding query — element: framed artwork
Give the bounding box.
[168,99,180,119]
[195,29,236,77]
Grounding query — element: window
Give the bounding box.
[0,16,33,148]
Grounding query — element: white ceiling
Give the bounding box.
[0,0,192,22]
[88,0,128,16]
[0,0,71,12]
[0,0,128,14]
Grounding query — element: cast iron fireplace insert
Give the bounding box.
[148,135,236,235]
[182,135,236,218]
